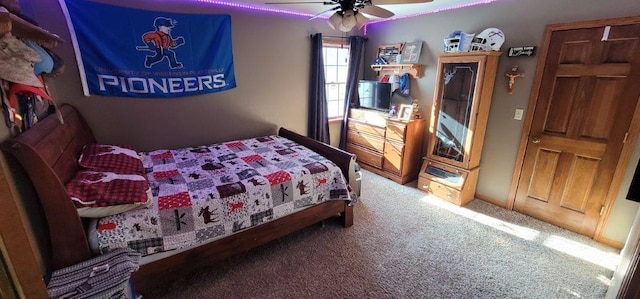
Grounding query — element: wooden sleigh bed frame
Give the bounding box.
[2,104,355,293]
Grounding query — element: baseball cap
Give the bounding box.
[400,73,410,95]
[0,34,43,87]
[23,39,54,75]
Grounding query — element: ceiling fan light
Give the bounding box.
[327,12,342,30]
[338,23,352,32]
[341,9,357,30]
[355,12,368,29]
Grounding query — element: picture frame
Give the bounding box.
[400,41,423,63]
[398,104,414,120]
[377,43,403,64]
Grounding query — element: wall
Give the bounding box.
[363,0,640,244]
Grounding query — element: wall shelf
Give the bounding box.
[370,64,422,79]
[0,8,64,49]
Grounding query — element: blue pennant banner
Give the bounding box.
[60,0,236,98]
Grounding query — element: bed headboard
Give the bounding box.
[2,104,94,271]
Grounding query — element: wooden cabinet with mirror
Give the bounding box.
[418,52,501,206]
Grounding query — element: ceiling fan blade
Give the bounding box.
[359,5,394,18]
[309,6,340,20]
[265,1,336,4]
[370,0,433,4]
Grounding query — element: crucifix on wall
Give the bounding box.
[506,65,525,94]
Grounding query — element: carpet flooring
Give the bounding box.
[144,169,620,298]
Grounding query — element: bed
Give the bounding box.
[1,104,356,294]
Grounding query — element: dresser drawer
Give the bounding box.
[383,141,404,175]
[346,143,383,168]
[347,130,385,152]
[348,120,386,138]
[417,177,463,205]
[385,121,407,142]
[419,159,467,190]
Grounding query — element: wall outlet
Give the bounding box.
[514,109,524,120]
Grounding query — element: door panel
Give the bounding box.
[528,149,559,201]
[561,155,599,212]
[581,78,624,139]
[545,77,579,133]
[514,23,640,237]
[559,41,591,63]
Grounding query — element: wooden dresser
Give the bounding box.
[346,108,425,184]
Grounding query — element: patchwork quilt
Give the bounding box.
[94,135,351,256]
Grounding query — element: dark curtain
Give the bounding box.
[339,36,366,149]
[308,33,330,143]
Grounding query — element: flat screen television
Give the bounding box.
[628,159,640,202]
[358,80,392,111]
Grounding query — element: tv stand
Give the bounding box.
[345,108,424,184]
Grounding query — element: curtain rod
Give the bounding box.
[309,34,368,39]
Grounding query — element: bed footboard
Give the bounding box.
[278,128,355,227]
[278,128,354,180]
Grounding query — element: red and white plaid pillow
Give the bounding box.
[66,170,152,218]
[78,144,144,174]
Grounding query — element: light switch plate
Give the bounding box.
[514,109,524,120]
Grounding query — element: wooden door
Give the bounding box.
[514,22,640,236]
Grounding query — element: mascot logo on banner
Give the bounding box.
[138,17,185,69]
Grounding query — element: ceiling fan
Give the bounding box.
[265,0,434,32]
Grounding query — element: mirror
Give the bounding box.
[432,62,478,162]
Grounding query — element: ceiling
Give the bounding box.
[227,0,497,21]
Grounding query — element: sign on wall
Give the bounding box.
[59,0,237,98]
[507,46,536,57]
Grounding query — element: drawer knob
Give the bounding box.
[447,193,453,198]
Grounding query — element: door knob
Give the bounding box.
[531,136,541,144]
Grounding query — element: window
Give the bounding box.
[323,43,350,119]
